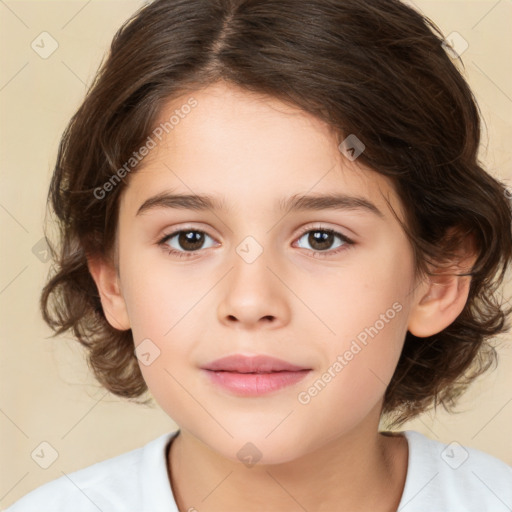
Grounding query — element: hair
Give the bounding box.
[41,0,512,427]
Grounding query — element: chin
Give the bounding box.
[204,426,310,467]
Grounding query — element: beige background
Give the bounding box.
[1,0,511,507]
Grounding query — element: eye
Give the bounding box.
[295,227,353,256]
[157,226,354,259]
[158,229,218,258]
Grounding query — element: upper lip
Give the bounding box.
[201,355,309,373]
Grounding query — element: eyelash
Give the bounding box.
[157,226,355,260]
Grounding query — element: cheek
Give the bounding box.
[297,241,413,346]
[294,300,410,445]
[296,244,413,399]
[121,254,206,340]
[120,257,211,404]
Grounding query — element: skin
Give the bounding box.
[89,81,473,512]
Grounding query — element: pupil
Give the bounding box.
[179,231,204,251]
[309,231,333,250]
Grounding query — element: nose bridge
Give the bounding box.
[230,234,276,302]
[217,234,290,328]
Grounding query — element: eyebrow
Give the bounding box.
[136,191,383,217]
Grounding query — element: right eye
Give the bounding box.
[158,229,218,258]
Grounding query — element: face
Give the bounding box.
[113,82,419,464]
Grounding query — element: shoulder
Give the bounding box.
[5,431,179,512]
[399,430,512,512]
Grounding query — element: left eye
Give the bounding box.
[295,229,350,252]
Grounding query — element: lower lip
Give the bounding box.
[202,369,311,396]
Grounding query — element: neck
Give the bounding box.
[167,422,408,512]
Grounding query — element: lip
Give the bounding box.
[201,355,311,396]
[202,354,309,373]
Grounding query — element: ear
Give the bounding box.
[87,255,131,331]
[408,233,477,338]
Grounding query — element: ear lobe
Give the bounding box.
[87,255,130,331]
[408,233,477,338]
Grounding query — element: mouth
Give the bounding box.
[200,354,312,396]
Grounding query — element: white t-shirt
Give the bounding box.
[5,429,512,511]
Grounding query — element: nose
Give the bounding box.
[217,248,291,330]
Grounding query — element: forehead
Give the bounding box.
[119,82,403,220]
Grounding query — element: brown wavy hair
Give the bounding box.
[41,0,512,427]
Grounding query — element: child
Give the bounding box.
[7,0,512,510]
